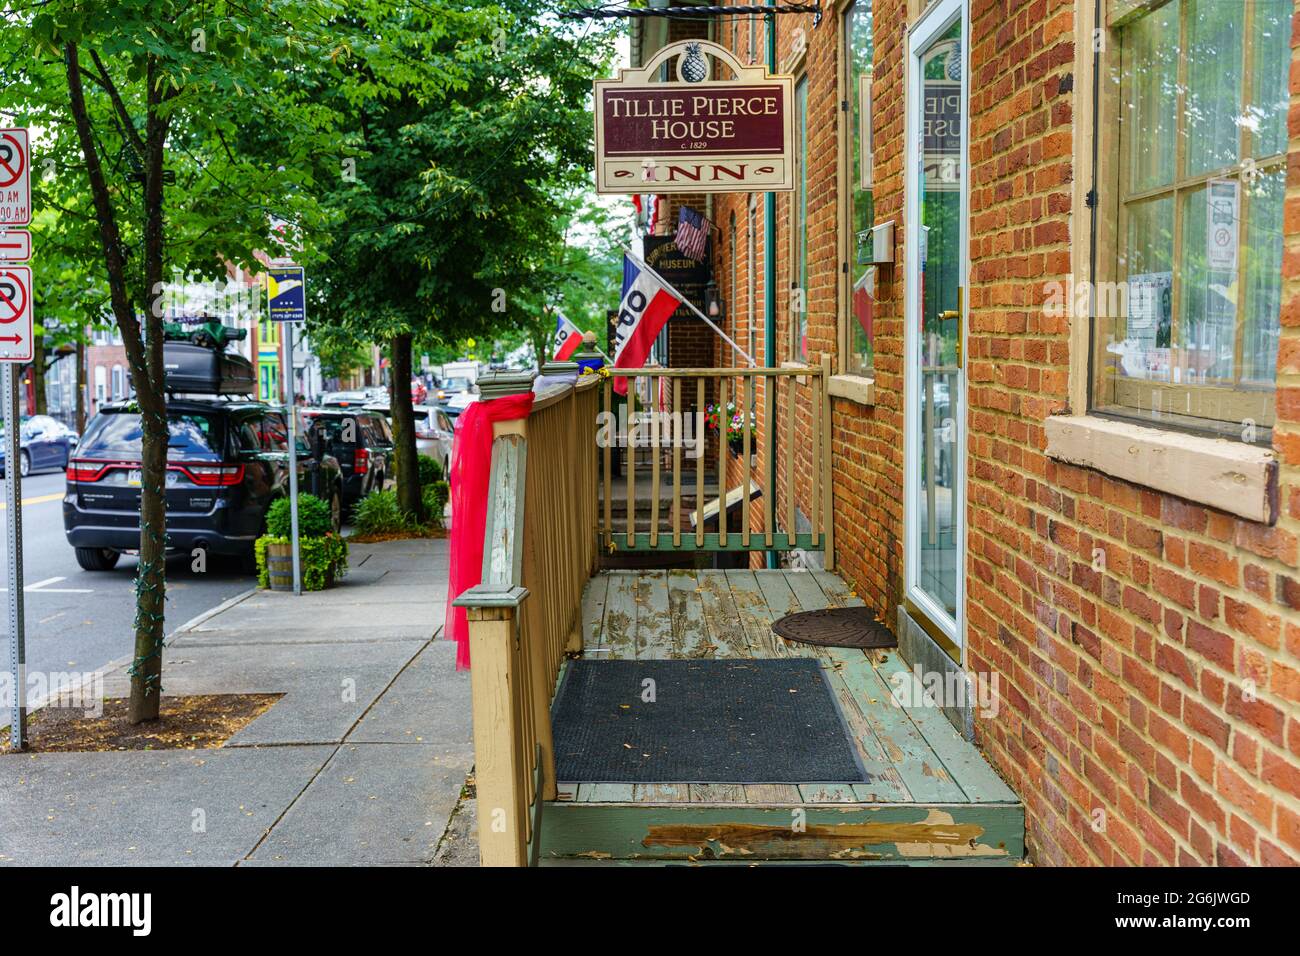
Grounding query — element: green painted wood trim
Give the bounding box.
[538,802,1025,862]
[870,653,1020,804]
[610,532,823,552]
[452,583,530,609]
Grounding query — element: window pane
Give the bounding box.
[1101,0,1288,438]
[848,0,875,376]
[1124,0,1179,193]
[1115,196,1175,380]
[1243,165,1285,384]
[1178,184,1236,383]
[1252,0,1291,158]
[1186,0,1243,176]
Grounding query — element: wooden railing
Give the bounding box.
[600,357,833,563]
[454,357,835,865]
[452,366,600,866]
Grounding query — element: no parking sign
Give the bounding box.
[0,265,33,361]
[0,129,31,227]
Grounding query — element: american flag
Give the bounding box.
[674,206,710,262]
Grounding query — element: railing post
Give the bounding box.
[455,585,530,867]
[479,370,562,809]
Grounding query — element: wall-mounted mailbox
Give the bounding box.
[866,220,894,265]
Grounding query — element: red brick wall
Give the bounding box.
[703,0,1300,865]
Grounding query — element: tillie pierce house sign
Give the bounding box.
[595,40,794,194]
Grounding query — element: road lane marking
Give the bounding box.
[0,491,64,509]
[0,576,94,594]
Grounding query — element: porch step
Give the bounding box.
[537,798,1025,864]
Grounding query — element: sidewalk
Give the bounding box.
[0,537,477,866]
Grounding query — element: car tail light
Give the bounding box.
[174,463,245,486]
[67,459,113,482]
[354,448,370,475]
[414,422,435,439]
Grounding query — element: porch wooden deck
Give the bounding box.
[541,568,1024,864]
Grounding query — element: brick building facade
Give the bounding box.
[636,0,1300,865]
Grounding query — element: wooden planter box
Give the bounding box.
[265,540,336,592]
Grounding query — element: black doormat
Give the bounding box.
[772,606,898,649]
[551,659,867,783]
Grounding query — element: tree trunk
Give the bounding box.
[64,44,170,724]
[389,333,424,522]
[31,338,47,415]
[126,57,172,725]
[75,337,86,434]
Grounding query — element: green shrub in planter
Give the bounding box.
[417,454,444,487]
[255,493,347,591]
[255,533,348,591]
[266,493,333,538]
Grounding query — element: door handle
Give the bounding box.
[939,286,964,368]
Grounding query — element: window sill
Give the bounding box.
[1043,414,1278,524]
[828,374,876,406]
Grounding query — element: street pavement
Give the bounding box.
[0,537,476,866]
[0,470,255,683]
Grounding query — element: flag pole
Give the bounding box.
[621,244,756,367]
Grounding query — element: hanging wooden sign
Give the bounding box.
[594,40,794,194]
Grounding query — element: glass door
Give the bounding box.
[904,0,967,656]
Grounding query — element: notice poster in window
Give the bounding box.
[1206,179,1239,273]
[1122,271,1172,379]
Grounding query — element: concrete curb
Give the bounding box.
[9,587,258,721]
[169,586,258,636]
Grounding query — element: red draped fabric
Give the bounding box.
[443,392,535,669]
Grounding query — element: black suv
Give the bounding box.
[63,329,343,571]
[300,408,393,511]
[64,400,344,571]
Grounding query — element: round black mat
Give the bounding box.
[772,606,898,649]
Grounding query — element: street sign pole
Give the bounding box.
[0,127,30,748]
[4,363,25,749]
[267,263,306,596]
[281,323,302,596]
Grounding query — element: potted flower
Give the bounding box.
[705,401,757,457]
[255,493,348,591]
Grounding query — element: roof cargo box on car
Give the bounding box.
[156,342,256,395]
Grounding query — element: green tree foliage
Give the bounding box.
[304,0,617,518]
[1,0,341,722]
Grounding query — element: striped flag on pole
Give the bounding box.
[674,206,710,262]
[550,309,584,361]
[611,254,682,395]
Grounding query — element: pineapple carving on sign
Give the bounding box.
[594,40,795,194]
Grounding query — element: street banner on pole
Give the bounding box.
[267,266,306,323]
[0,129,31,226]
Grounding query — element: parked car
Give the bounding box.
[364,402,455,474]
[0,415,79,477]
[298,407,394,511]
[434,377,471,406]
[64,399,343,571]
[320,390,371,408]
